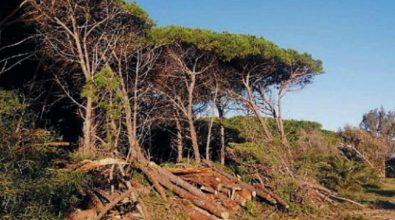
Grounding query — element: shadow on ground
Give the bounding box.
[366,188,395,197]
[373,200,395,210]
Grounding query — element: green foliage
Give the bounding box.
[0,90,87,219]
[0,90,25,116]
[296,154,380,194]
[81,67,124,150]
[360,107,395,140]
[271,177,318,215]
[149,26,279,61]
[92,66,123,116]
[319,129,342,145]
[115,0,154,27]
[243,200,259,217]
[0,90,27,134]
[221,116,325,144]
[223,116,267,141]
[149,26,323,73]
[282,119,323,143]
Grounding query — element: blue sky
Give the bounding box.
[132,0,395,131]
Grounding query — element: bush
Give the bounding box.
[0,90,87,219]
[296,154,380,194]
[341,126,393,175]
[222,116,324,144]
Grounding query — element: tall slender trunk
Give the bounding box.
[277,94,288,145]
[249,100,273,141]
[187,73,201,163]
[205,118,214,161]
[175,115,184,162]
[118,73,143,161]
[218,107,226,165]
[125,106,143,160]
[82,95,95,151]
[187,115,200,163]
[243,79,273,141]
[205,87,218,161]
[74,29,96,151]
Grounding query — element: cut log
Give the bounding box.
[167,167,211,174]
[138,164,167,200]
[203,160,288,208]
[151,167,229,219]
[149,162,207,198]
[66,208,97,220]
[181,200,219,220]
[97,187,136,219]
[71,158,127,172]
[254,184,289,208]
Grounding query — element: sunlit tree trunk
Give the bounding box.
[218,106,226,165]
[174,113,184,162]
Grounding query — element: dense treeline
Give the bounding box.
[1,0,394,219]
[24,0,322,164]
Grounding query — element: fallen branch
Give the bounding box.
[300,181,364,207]
[150,166,230,219]
[33,142,70,147]
[167,167,211,174]
[74,158,127,172]
[202,160,288,208]
[329,195,364,207]
[97,187,136,220]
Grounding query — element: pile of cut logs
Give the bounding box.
[65,159,288,220]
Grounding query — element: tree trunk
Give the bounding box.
[277,95,288,145]
[218,107,226,165]
[125,107,140,160]
[242,80,273,141]
[205,89,218,161]
[205,118,214,161]
[188,116,201,163]
[249,100,273,141]
[175,115,184,163]
[82,95,95,151]
[119,77,143,161]
[187,73,201,163]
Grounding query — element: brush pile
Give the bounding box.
[65,158,288,220]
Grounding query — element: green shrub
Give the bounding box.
[0,90,87,219]
[296,154,380,194]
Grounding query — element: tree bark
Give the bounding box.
[205,88,218,161]
[249,100,273,141]
[175,114,184,163]
[118,73,144,161]
[277,95,287,145]
[188,116,201,163]
[187,73,201,163]
[82,95,95,151]
[218,106,226,165]
[205,119,214,161]
[149,163,228,219]
[242,79,273,141]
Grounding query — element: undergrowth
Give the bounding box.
[0,90,87,219]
